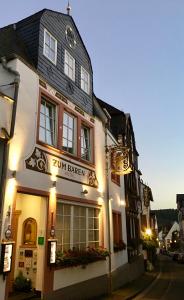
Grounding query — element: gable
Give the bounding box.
[37,10,93,115]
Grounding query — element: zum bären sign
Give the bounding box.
[25,147,98,188]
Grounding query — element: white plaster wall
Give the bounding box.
[3,59,103,203]
[0,57,128,293]
[107,132,128,269]
[94,118,107,246]
[0,62,16,98]
[0,276,6,300]
[15,194,47,291]
[54,260,108,290]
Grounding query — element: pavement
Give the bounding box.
[99,262,160,300]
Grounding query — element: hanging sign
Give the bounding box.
[111,148,132,175]
[143,186,153,207]
[25,147,98,188]
[1,242,13,273]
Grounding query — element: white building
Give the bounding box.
[0,8,139,300]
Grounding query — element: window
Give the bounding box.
[38,92,94,163]
[81,66,90,94]
[56,202,100,252]
[62,111,76,154]
[43,29,57,64]
[113,212,122,247]
[81,125,90,161]
[39,98,56,146]
[64,50,75,81]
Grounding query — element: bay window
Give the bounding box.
[56,202,100,252]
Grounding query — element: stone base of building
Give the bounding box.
[112,254,144,290]
[45,274,108,300]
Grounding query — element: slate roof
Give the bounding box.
[0,25,32,63]
[97,97,125,116]
[0,8,92,71]
[96,97,139,155]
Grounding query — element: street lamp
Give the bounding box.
[145,228,152,237]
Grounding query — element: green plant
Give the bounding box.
[142,239,158,266]
[13,271,32,292]
[56,247,109,268]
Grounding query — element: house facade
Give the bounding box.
[139,181,153,234]
[0,8,145,300]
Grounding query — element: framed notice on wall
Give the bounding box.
[1,242,13,274]
[48,239,57,265]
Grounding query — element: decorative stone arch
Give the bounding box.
[22,217,37,246]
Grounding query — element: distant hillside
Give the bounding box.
[152,209,178,231]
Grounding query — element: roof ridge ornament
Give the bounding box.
[66,1,71,15]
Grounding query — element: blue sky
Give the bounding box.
[1,0,184,209]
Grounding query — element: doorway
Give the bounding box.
[9,193,47,297]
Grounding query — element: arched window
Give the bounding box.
[22,218,37,246]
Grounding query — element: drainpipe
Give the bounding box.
[1,56,20,139]
[104,108,112,295]
[0,56,20,225]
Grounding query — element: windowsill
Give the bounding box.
[37,140,95,168]
[81,88,90,96]
[65,73,75,82]
[43,53,57,66]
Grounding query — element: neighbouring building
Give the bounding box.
[176,194,184,250]
[163,221,179,250]
[140,181,154,235]
[0,7,148,300]
[97,99,144,270]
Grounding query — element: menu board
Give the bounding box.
[50,241,56,264]
[3,244,13,273]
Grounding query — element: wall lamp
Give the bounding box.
[81,189,88,195]
[52,181,56,188]
[12,170,16,178]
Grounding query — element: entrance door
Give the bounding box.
[12,193,47,294]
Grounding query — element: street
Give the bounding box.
[135,255,184,300]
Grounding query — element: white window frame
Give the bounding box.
[62,111,76,155]
[81,66,90,94]
[64,50,75,81]
[39,97,56,146]
[56,202,100,252]
[81,125,91,161]
[43,28,57,65]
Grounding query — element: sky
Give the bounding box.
[1,0,184,209]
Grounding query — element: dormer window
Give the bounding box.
[43,29,57,65]
[64,50,75,81]
[81,66,90,94]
